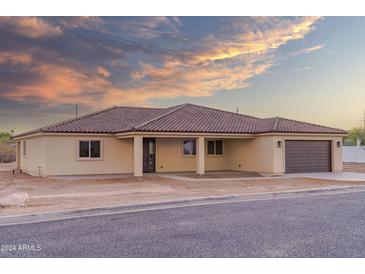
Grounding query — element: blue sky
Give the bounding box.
[0,16,364,133]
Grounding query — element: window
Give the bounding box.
[90,140,101,158]
[23,141,26,157]
[79,141,89,157]
[207,140,215,155]
[183,139,196,156]
[215,140,223,155]
[207,140,223,156]
[79,140,101,159]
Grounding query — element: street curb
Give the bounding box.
[1,185,365,226]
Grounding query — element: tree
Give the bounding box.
[345,127,365,146]
[0,131,13,144]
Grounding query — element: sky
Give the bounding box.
[0,16,364,133]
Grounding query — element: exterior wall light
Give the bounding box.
[337,141,342,148]
[277,141,282,148]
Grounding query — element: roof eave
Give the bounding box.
[255,131,347,137]
[115,130,255,138]
[12,131,114,140]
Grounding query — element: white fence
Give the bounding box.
[343,146,365,163]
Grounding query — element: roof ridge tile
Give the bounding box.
[133,103,188,130]
[272,117,280,131]
[275,116,346,132]
[185,103,260,120]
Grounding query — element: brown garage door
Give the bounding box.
[285,140,332,174]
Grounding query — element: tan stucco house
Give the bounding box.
[13,103,347,177]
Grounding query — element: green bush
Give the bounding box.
[0,131,13,144]
[343,138,355,146]
[346,127,365,145]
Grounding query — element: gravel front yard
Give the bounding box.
[1,163,365,216]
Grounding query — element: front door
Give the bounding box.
[143,138,156,173]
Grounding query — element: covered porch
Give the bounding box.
[117,134,268,177]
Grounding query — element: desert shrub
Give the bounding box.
[0,144,16,163]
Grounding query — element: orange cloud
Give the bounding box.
[96,66,111,78]
[2,64,110,105]
[0,51,32,65]
[122,17,320,105]
[0,17,321,109]
[196,17,321,63]
[0,17,61,38]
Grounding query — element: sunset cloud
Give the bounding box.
[0,17,62,38]
[1,64,111,105]
[0,51,32,65]
[289,44,325,57]
[96,66,111,78]
[0,16,321,109]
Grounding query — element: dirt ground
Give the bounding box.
[1,164,365,217]
[344,163,365,173]
[0,162,16,171]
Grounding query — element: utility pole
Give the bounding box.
[236,107,239,114]
[75,104,78,118]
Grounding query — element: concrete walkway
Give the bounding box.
[161,171,365,182]
[285,172,365,181]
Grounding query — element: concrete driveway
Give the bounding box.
[285,172,365,181]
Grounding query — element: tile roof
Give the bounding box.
[257,116,349,134]
[14,103,347,138]
[134,103,259,133]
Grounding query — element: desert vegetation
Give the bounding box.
[0,131,15,163]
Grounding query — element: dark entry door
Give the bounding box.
[285,140,332,174]
[143,138,156,173]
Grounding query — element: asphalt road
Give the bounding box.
[2,190,365,257]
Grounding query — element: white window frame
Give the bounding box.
[77,139,103,161]
[206,139,224,156]
[182,139,196,157]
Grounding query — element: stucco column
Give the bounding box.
[196,136,205,175]
[133,136,143,177]
[16,141,21,169]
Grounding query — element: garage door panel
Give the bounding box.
[285,140,331,173]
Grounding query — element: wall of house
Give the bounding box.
[156,138,194,172]
[155,138,229,172]
[149,135,343,175]
[19,135,133,176]
[19,134,343,177]
[20,136,47,176]
[42,135,134,176]
[206,153,229,171]
[272,135,343,173]
[225,136,276,175]
[225,135,343,175]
